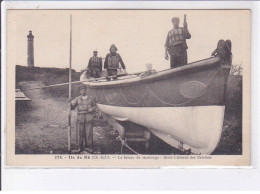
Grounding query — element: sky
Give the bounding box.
[7,10,250,73]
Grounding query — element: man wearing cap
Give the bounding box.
[104,44,127,80]
[87,50,102,78]
[165,17,191,68]
[71,85,96,153]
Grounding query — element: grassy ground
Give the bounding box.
[16,65,81,98]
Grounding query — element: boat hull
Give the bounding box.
[97,104,225,154]
[83,57,227,108]
[81,56,231,154]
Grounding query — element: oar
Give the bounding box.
[20,72,143,92]
[20,74,125,92]
[20,68,162,92]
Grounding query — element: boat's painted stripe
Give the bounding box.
[97,104,225,154]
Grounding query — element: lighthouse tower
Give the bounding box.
[27,30,34,67]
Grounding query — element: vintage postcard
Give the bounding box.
[5,9,250,167]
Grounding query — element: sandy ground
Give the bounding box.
[15,81,242,155]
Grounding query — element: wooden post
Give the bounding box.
[68,15,72,152]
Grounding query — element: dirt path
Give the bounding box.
[15,81,122,154]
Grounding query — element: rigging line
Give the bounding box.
[95,96,102,104]
[102,88,116,105]
[147,86,193,106]
[205,70,219,87]
[145,69,218,106]
[119,87,148,105]
[118,136,140,155]
[99,70,218,106]
[124,142,140,155]
[87,88,102,104]
[146,70,224,120]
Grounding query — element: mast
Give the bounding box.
[68,15,72,152]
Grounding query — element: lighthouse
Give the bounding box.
[27,30,34,67]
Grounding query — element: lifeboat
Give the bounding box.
[80,40,232,154]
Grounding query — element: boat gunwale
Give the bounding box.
[83,56,221,89]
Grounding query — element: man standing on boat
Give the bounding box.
[165,16,191,68]
[104,44,127,80]
[87,50,102,78]
[71,85,96,153]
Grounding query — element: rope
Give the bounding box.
[147,69,219,106]
[87,88,102,104]
[124,142,140,155]
[147,86,193,106]
[102,88,116,105]
[120,87,148,105]
[117,136,140,155]
[95,97,102,104]
[205,70,219,87]
[101,70,219,106]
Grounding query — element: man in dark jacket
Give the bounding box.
[104,44,127,80]
[165,17,191,68]
[87,50,102,78]
[71,85,96,153]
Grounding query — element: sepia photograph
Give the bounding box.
[6,9,250,167]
